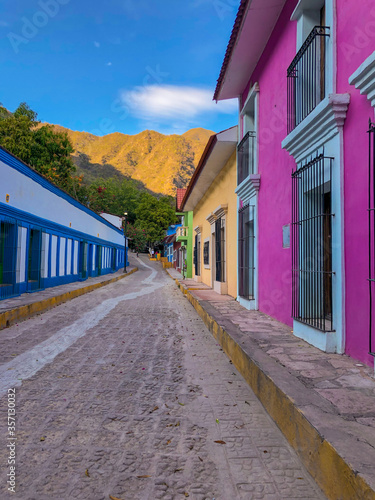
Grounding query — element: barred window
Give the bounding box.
[292,154,333,331]
[194,235,201,276]
[215,218,225,282]
[238,204,255,300]
[203,241,209,266]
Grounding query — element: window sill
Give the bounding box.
[235,174,261,202]
[282,93,350,162]
[349,51,375,108]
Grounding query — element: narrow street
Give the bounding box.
[0,256,325,500]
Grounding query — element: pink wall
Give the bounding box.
[337,0,375,364]
[241,0,298,326]
[239,0,374,366]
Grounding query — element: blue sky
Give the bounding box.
[0,0,239,136]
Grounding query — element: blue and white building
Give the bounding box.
[163,224,182,263]
[0,146,127,300]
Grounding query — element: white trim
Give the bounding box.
[293,320,337,352]
[213,204,228,219]
[236,197,258,310]
[292,135,345,353]
[206,213,216,226]
[235,174,261,200]
[291,0,325,22]
[214,280,228,295]
[238,296,257,310]
[240,82,260,116]
[349,51,375,108]
[282,93,350,162]
[292,0,335,95]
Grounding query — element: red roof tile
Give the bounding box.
[176,188,187,211]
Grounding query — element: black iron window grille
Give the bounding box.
[368,121,375,356]
[292,154,334,331]
[194,235,201,276]
[287,26,330,133]
[203,241,209,266]
[238,204,255,300]
[237,131,256,185]
[215,218,225,282]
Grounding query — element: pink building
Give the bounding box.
[214,0,375,369]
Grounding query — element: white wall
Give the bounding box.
[0,160,124,246]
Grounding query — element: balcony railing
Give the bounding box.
[237,131,256,185]
[176,226,188,239]
[287,26,330,133]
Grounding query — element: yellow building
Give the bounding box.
[180,126,238,298]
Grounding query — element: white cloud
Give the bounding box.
[120,85,237,122]
[94,41,100,48]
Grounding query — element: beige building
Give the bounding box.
[180,126,238,298]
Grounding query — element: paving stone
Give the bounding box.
[0,256,325,499]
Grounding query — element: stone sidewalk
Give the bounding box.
[0,264,138,330]
[166,267,375,500]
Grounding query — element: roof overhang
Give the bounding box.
[214,0,287,101]
[181,126,238,212]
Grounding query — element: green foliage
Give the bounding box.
[135,193,177,245]
[0,102,84,198]
[0,102,179,246]
[127,224,149,252]
[86,178,141,223]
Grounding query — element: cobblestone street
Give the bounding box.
[0,256,325,500]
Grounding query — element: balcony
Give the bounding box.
[237,131,256,185]
[287,26,330,133]
[176,226,188,242]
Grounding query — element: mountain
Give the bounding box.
[42,124,214,196]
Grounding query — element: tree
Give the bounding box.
[86,178,141,222]
[127,224,149,252]
[0,102,84,199]
[135,193,177,245]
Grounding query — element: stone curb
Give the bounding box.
[0,267,138,331]
[166,270,375,500]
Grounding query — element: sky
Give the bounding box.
[0,0,239,137]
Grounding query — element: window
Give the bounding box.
[215,218,225,282]
[194,234,201,277]
[238,205,255,300]
[96,245,102,276]
[237,132,256,185]
[28,228,43,291]
[239,83,258,185]
[292,154,333,331]
[288,1,330,132]
[204,240,209,267]
[80,241,88,279]
[0,220,18,299]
